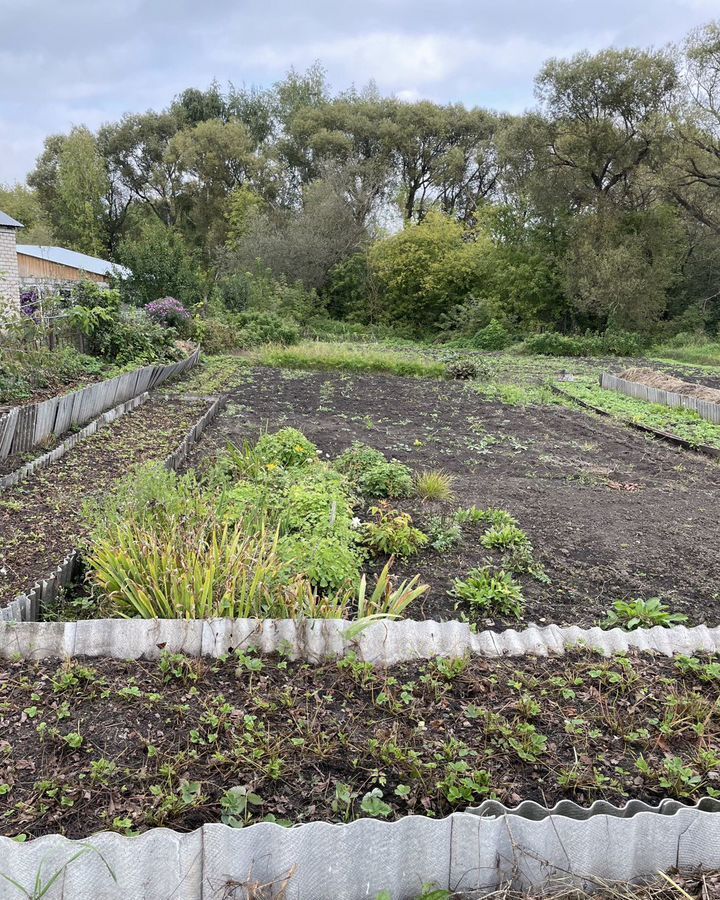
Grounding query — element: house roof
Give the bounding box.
[16,245,131,279]
[0,210,23,228]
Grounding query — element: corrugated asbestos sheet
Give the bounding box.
[0,348,200,461]
[0,803,718,899]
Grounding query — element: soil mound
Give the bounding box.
[619,367,720,403]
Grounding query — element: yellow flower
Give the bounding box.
[294,445,306,453]
[266,463,278,470]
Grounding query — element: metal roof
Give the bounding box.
[16,245,130,279]
[0,210,23,228]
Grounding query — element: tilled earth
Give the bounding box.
[0,397,206,607]
[0,650,717,838]
[186,367,720,630]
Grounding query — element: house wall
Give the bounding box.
[0,225,20,315]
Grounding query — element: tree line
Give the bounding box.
[3,21,720,339]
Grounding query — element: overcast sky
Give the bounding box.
[0,0,717,184]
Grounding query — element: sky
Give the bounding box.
[0,0,718,184]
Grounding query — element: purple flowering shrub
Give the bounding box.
[20,289,40,320]
[144,297,190,329]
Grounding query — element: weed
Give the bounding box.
[362,505,428,558]
[602,598,688,631]
[425,515,463,552]
[450,567,524,618]
[480,523,529,551]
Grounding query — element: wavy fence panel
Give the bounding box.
[600,372,720,424]
[0,805,718,899]
[0,348,200,461]
[0,617,718,659]
[0,393,224,623]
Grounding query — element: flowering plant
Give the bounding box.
[144,297,190,329]
[20,289,40,321]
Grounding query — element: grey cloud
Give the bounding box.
[0,0,715,182]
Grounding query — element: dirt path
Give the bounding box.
[0,397,206,607]
[186,367,720,630]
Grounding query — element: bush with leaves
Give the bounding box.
[362,504,428,558]
[333,443,413,499]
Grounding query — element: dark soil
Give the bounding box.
[186,367,720,630]
[0,653,720,837]
[0,397,206,607]
[0,649,717,839]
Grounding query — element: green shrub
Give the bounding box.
[519,330,646,359]
[362,505,428,558]
[278,533,363,591]
[334,443,413,498]
[235,310,299,348]
[191,317,238,354]
[254,428,318,469]
[450,567,524,618]
[471,319,513,350]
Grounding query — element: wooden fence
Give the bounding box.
[600,371,720,424]
[0,347,200,461]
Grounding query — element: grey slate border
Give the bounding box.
[0,802,718,899]
[0,393,225,623]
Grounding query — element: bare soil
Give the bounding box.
[0,397,206,607]
[186,367,720,630]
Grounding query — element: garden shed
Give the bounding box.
[16,245,130,296]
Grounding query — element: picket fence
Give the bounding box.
[0,347,200,461]
[600,371,720,424]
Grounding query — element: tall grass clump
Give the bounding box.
[254,341,447,378]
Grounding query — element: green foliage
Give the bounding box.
[414,469,456,502]
[355,560,429,619]
[519,330,647,358]
[334,443,413,499]
[256,341,447,378]
[254,428,318,469]
[116,219,207,307]
[0,346,106,404]
[368,211,488,332]
[425,516,463,552]
[470,319,513,350]
[450,567,525,618]
[602,598,689,631]
[480,523,530,552]
[362,505,428,558]
[445,357,485,380]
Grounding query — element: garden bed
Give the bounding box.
[0,649,717,839]
[0,396,207,608]
[180,366,720,631]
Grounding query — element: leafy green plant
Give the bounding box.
[437,761,492,804]
[362,505,428,558]
[450,567,524,618]
[333,443,413,498]
[414,469,456,502]
[254,427,317,469]
[88,519,311,619]
[601,598,688,631]
[360,788,392,818]
[220,786,264,827]
[355,560,429,619]
[480,523,529,551]
[425,515,463,552]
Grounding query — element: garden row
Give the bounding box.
[1,358,719,898]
